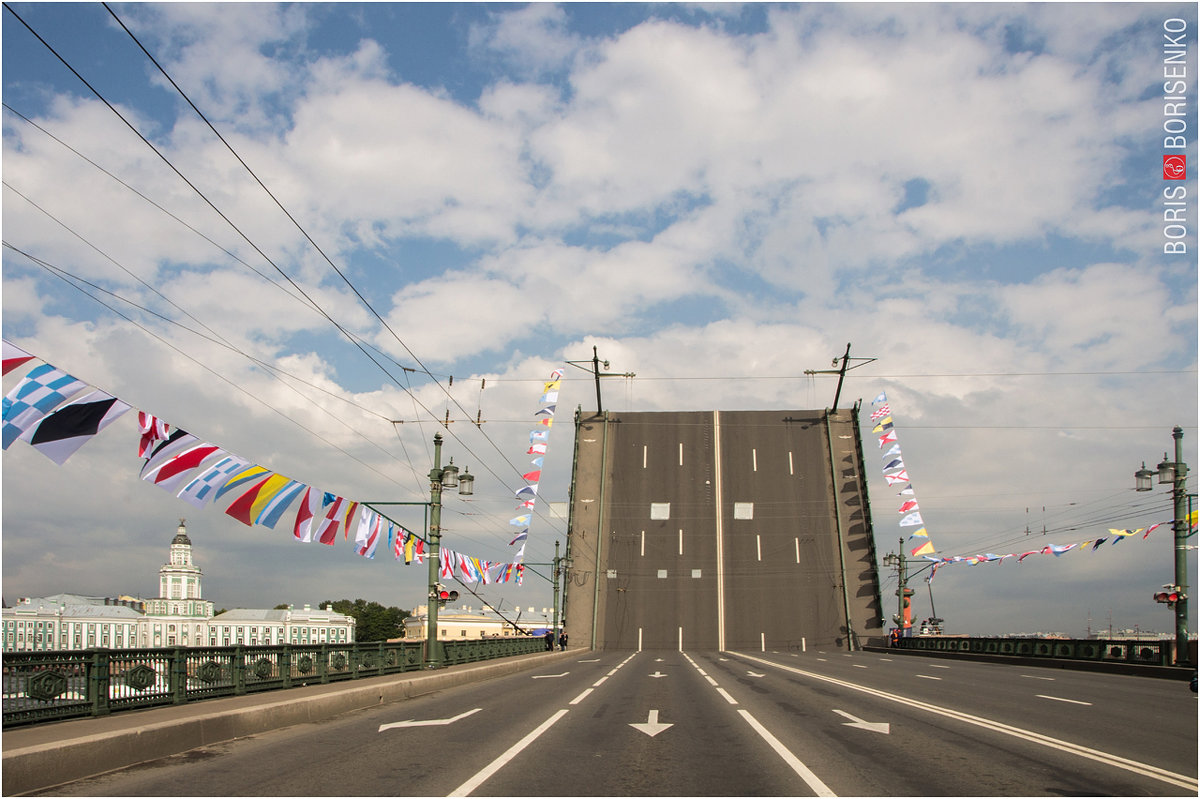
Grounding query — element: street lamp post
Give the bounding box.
[424,432,472,669]
[1135,425,1190,665]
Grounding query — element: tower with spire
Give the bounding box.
[143,519,214,626]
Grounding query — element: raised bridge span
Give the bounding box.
[563,407,885,652]
[5,409,1195,796]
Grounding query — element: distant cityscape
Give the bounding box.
[2,521,354,651]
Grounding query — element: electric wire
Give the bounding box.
[100,2,556,499]
[4,4,562,553]
[3,241,414,489]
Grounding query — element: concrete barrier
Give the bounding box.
[3,649,575,796]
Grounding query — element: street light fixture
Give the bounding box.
[1134,426,1191,665]
[425,433,473,669]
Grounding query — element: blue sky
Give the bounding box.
[2,3,1196,638]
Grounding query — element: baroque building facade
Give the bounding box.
[3,520,353,651]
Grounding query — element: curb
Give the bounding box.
[3,649,575,795]
[862,645,1193,679]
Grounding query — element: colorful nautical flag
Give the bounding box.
[2,364,88,449]
[2,340,35,376]
[21,389,130,465]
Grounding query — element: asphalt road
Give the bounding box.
[37,650,1198,797]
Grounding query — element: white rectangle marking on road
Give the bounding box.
[916,675,942,680]
[716,687,738,705]
[643,444,647,469]
[568,689,592,705]
[640,530,645,557]
[705,675,718,686]
[593,676,608,686]
[679,442,684,465]
[679,528,684,555]
[756,534,761,561]
[737,710,836,797]
[451,709,570,796]
[788,451,794,475]
[795,537,800,563]
[753,448,758,471]
[1036,695,1093,706]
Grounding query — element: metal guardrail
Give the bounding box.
[2,637,547,728]
[891,635,1177,665]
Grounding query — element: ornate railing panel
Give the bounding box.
[3,636,544,728]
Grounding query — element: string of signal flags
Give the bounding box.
[866,392,1192,582]
[1,340,563,588]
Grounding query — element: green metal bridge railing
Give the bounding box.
[2,636,547,728]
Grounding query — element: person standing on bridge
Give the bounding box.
[544,631,554,651]
[559,632,567,650]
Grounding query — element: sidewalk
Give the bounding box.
[3,649,576,795]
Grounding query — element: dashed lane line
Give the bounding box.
[728,651,1196,793]
[683,652,837,797]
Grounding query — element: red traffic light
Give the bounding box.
[1154,591,1180,604]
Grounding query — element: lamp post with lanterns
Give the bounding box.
[1134,425,1190,664]
[424,432,473,669]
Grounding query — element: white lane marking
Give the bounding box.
[379,708,481,731]
[704,675,718,686]
[729,651,1196,792]
[716,687,739,705]
[929,664,951,669]
[649,671,668,679]
[1021,674,1054,681]
[878,658,893,662]
[1036,695,1093,706]
[450,709,569,796]
[569,688,593,705]
[832,709,890,734]
[853,665,868,669]
[593,676,608,686]
[577,659,600,663]
[630,709,673,737]
[738,709,837,797]
[915,675,942,681]
[746,671,765,678]
[531,673,568,679]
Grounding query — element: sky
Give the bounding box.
[1,2,1196,639]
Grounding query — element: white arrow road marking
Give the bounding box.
[730,650,1199,793]
[654,658,664,662]
[833,709,890,734]
[649,671,668,678]
[629,709,673,737]
[379,707,481,732]
[532,672,568,679]
[746,671,765,678]
[1036,695,1093,706]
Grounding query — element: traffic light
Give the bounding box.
[1154,585,1183,607]
[436,585,459,608]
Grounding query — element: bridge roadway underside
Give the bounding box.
[565,409,883,653]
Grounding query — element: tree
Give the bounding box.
[273,604,290,610]
[322,599,410,642]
